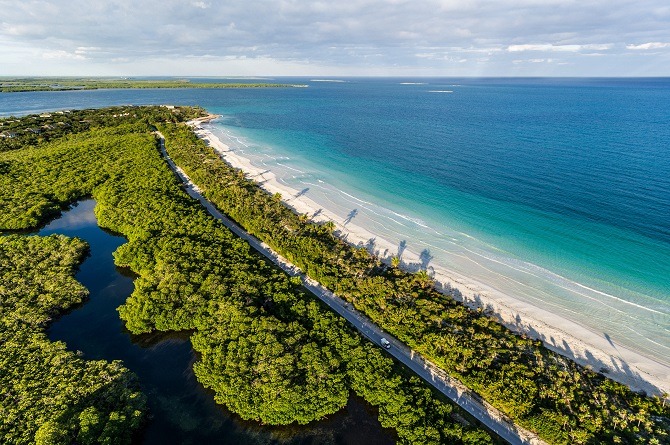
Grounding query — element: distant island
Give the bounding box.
[0,78,307,93]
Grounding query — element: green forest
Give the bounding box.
[0,235,145,444]
[0,78,304,93]
[0,106,492,444]
[158,123,670,444]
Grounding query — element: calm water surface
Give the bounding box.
[38,199,394,445]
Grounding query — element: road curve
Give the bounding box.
[156,131,546,445]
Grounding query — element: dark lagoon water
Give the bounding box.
[37,199,394,445]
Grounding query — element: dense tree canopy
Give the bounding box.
[0,106,491,444]
[0,235,145,445]
[0,78,302,93]
[159,122,670,444]
[4,104,670,444]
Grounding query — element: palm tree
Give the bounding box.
[391,256,401,268]
[415,269,433,288]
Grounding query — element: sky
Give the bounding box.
[1,0,669,77]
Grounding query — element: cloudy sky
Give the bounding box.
[1,0,669,76]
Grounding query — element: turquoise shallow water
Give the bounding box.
[2,77,668,369]
[203,78,670,368]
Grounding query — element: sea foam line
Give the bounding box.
[202,120,670,394]
[228,125,668,316]
[210,122,667,331]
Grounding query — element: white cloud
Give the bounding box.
[0,0,669,75]
[581,44,613,51]
[509,44,572,52]
[626,42,670,50]
[74,46,101,55]
[508,44,612,52]
[512,58,555,64]
[42,50,86,60]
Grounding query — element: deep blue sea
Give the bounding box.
[2,77,669,370]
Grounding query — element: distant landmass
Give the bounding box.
[0,77,306,92]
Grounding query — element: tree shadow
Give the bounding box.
[397,240,407,259]
[294,187,309,199]
[472,293,495,315]
[428,269,667,397]
[251,169,270,178]
[419,249,433,270]
[504,312,666,396]
[365,237,376,254]
[344,209,358,226]
[437,282,463,300]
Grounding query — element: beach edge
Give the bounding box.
[190,116,670,398]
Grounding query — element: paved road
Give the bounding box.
[156,132,546,445]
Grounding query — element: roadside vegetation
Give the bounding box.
[0,234,146,445]
[159,122,670,445]
[0,106,196,153]
[0,78,304,93]
[0,106,492,444]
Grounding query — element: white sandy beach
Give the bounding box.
[188,116,670,397]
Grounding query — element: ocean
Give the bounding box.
[2,77,669,372]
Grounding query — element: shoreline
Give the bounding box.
[189,116,670,397]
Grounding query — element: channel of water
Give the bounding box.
[37,199,394,445]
